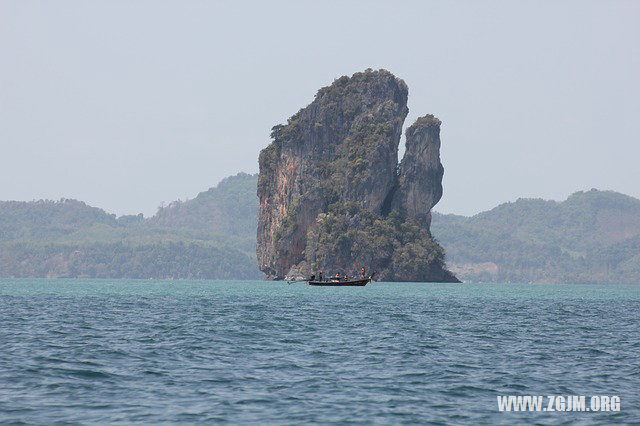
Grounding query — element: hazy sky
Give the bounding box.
[1,1,638,217]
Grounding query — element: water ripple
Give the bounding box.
[0,280,638,424]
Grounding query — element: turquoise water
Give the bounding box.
[1,279,638,424]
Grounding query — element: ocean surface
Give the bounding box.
[0,280,638,425]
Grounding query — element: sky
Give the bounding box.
[1,0,638,217]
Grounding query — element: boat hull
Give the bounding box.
[308,278,370,286]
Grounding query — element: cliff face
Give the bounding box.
[257,69,457,282]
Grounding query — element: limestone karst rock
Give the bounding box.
[257,69,458,282]
[392,114,445,229]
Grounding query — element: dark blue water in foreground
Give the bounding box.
[1,280,638,425]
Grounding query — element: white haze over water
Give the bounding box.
[0,0,638,217]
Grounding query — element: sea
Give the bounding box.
[0,279,638,425]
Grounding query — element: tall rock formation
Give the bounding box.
[392,115,444,229]
[257,69,458,282]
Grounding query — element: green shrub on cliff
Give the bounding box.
[305,203,449,281]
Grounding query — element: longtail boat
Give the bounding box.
[308,273,375,287]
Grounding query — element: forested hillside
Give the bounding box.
[0,173,261,279]
[2,176,639,283]
[431,189,640,284]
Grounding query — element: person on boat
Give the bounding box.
[343,274,348,281]
[318,271,323,281]
[361,266,366,278]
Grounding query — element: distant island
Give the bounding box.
[432,189,640,284]
[0,173,262,280]
[1,173,639,283]
[257,69,458,282]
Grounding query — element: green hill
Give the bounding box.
[431,189,640,284]
[0,173,261,279]
[0,198,118,241]
[3,178,639,283]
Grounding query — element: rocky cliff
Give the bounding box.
[257,69,458,282]
[392,115,444,228]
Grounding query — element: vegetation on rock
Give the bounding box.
[305,203,454,281]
